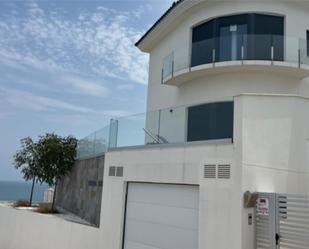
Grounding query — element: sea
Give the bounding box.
[0,181,48,202]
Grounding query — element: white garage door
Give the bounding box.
[123,183,199,249]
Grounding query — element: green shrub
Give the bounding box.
[36,203,58,214]
[13,200,30,207]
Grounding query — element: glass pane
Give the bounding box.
[117,113,147,147]
[187,101,234,142]
[144,111,160,144]
[162,53,174,79]
[94,127,109,154]
[159,106,187,144]
[218,25,247,62]
[191,38,214,67]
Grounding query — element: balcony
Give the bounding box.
[76,98,234,159]
[162,35,309,86]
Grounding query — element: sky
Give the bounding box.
[0,0,174,181]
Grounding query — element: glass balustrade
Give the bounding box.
[76,125,109,159]
[162,35,309,81]
[76,97,234,157]
[108,97,234,149]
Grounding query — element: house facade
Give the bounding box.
[66,1,309,249]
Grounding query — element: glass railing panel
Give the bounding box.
[94,126,109,155]
[191,38,215,67]
[158,105,187,144]
[112,111,160,148]
[144,110,160,145]
[162,52,174,80]
[300,38,309,65]
[218,35,244,62]
[243,34,273,61]
[173,47,190,74]
[76,133,95,159]
[284,35,299,64]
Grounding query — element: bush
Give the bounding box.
[36,203,58,214]
[13,200,30,207]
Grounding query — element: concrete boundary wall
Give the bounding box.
[0,206,101,249]
[56,155,105,227]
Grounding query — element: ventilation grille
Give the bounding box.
[203,164,231,179]
[204,164,216,179]
[109,166,124,177]
[109,166,116,176]
[218,164,231,179]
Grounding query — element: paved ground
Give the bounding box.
[0,201,94,227]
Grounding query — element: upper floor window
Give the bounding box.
[191,14,284,67]
[187,101,234,142]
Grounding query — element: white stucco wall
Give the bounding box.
[234,94,309,249]
[0,205,101,249]
[237,94,309,195]
[100,143,242,249]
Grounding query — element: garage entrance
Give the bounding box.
[123,183,199,249]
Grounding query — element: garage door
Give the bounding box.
[123,183,199,249]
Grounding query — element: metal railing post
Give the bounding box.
[161,68,164,84]
[172,60,174,78]
[241,45,244,64]
[212,48,216,67]
[271,46,274,65]
[298,49,301,68]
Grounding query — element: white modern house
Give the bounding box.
[1,1,309,249]
[100,1,309,249]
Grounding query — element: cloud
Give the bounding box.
[117,84,135,91]
[0,2,149,85]
[0,87,94,113]
[59,75,109,97]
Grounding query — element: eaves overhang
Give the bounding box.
[135,0,202,53]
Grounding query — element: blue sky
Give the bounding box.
[0,0,173,181]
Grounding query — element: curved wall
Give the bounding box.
[147,0,309,111]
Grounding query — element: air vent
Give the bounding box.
[204,164,216,179]
[116,167,124,177]
[218,164,231,179]
[109,166,116,176]
[109,166,124,177]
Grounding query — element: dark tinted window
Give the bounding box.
[248,14,284,60]
[187,101,234,142]
[307,31,309,57]
[191,20,215,66]
[191,13,284,66]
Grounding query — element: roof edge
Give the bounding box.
[135,0,184,48]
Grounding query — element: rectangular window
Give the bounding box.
[187,101,234,142]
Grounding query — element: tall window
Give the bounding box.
[187,101,234,142]
[191,13,284,67]
[307,31,309,57]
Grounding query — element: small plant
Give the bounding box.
[13,200,31,207]
[36,203,58,214]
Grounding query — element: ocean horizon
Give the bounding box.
[0,180,48,202]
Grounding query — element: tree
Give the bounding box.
[36,133,77,211]
[13,137,40,206]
